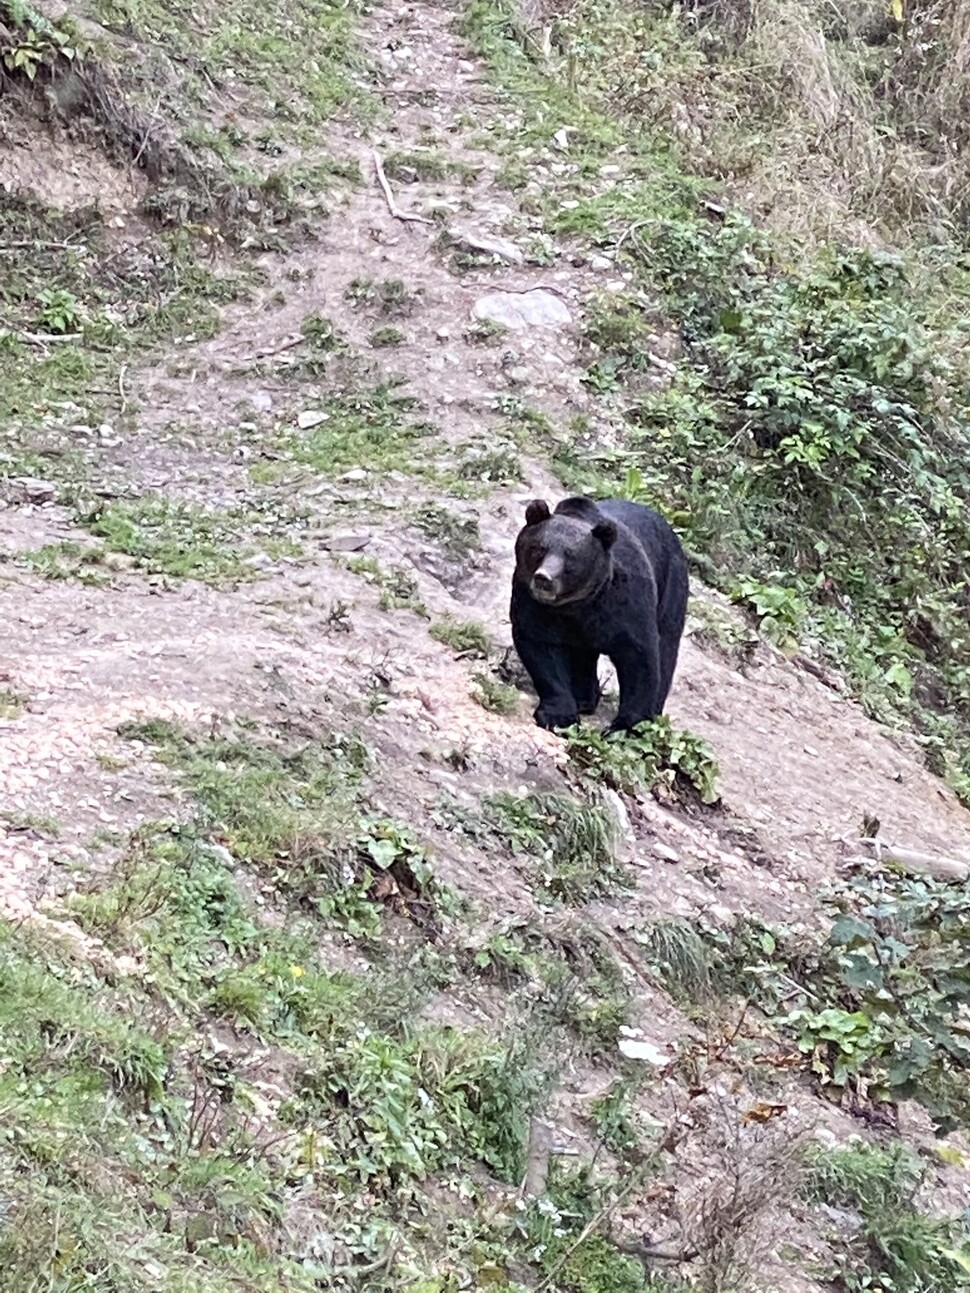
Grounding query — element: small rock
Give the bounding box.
[473,289,572,331]
[322,533,372,553]
[617,1031,668,1065]
[298,409,329,430]
[652,841,680,863]
[506,365,531,386]
[8,477,56,504]
[588,254,612,271]
[552,127,570,150]
[251,390,273,413]
[341,468,368,483]
[436,326,451,341]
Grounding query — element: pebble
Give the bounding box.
[322,533,372,553]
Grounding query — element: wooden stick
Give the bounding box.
[373,149,433,225]
[855,836,970,884]
[239,335,305,362]
[17,331,83,346]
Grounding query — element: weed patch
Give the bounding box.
[566,719,722,807]
[411,501,481,557]
[77,495,297,584]
[804,1140,970,1291]
[472,670,519,715]
[486,790,630,903]
[346,554,428,617]
[279,381,441,479]
[429,617,493,658]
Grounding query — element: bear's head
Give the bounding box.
[514,498,617,606]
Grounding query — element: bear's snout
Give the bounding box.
[531,554,564,602]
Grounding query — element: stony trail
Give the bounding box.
[4,0,970,1282]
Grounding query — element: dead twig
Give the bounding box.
[0,240,88,253]
[709,998,752,1064]
[239,335,306,363]
[118,363,128,415]
[615,219,652,250]
[17,331,84,346]
[457,281,570,298]
[373,149,433,225]
[856,835,970,884]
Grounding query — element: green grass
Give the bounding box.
[485,790,629,903]
[76,495,299,584]
[19,540,112,586]
[0,197,243,491]
[429,617,493,657]
[0,711,578,1291]
[411,501,481,557]
[803,1141,970,1291]
[471,670,519,716]
[0,688,27,719]
[345,555,428,617]
[265,381,442,480]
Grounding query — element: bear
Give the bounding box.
[510,494,688,735]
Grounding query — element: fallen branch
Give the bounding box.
[0,241,88,253]
[17,331,84,346]
[458,281,569,298]
[373,149,433,225]
[793,652,846,693]
[853,836,970,884]
[239,335,306,363]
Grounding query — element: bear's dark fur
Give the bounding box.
[510,495,688,734]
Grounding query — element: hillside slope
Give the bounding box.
[4,0,970,1290]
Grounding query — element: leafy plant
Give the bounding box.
[36,287,83,333]
[565,718,722,806]
[429,617,493,658]
[472,671,519,715]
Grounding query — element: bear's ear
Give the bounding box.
[592,520,617,550]
[525,499,551,526]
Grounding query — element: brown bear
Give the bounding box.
[510,495,688,733]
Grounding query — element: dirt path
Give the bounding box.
[3,0,970,950]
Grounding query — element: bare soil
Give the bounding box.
[4,0,970,1281]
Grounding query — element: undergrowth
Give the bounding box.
[460,0,970,807]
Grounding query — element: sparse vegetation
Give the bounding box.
[566,719,722,807]
[804,1141,970,1291]
[8,0,970,1288]
[412,500,481,556]
[346,554,428,616]
[369,324,405,347]
[471,669,519,715]
[429,616,493,657]
[486,789,630,903]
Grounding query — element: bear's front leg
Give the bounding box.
[512,635,580,729]
[605,630,661,734]
[568,647,602,715]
